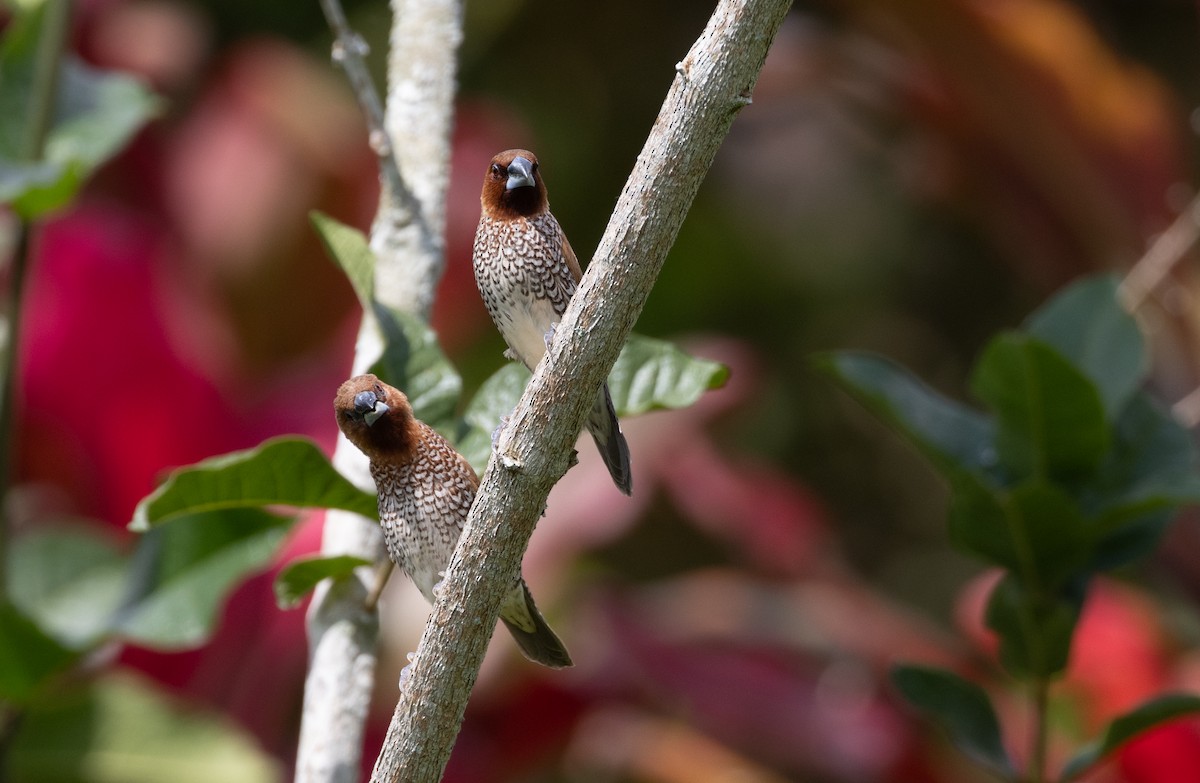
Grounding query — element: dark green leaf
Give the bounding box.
[947,475,1018,568]
[1025,275,1145,419]
[985,573,1083,679]
[457,362,529,473]
[6,672,280,783]
[1061,693,1200,780]
[8,525,128,649]
[0,601,76,704]
[1008,481,1090,588]
[891,664,1014,777]
[310,211,463,430]
[130,436,377,531]
[607,334,729,415]
[1085,392,1200,532]
[370,306,462,430]
[310,210,374,309]
[814,351,997,480]
[1087,511,1172,573]
[948,478,1088,589]
[115,509,293,648]
[458,337,728,473]
[971,334,1109,481]
[274,554,372,609]
[0,8,160,217]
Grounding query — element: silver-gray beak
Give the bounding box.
[353,390,389,426]
[505,156,535,190]
[364,400,389,426]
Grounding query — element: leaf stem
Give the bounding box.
[0,0,73,601]
[1030,676,1050,783]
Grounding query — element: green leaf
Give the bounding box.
[0,600,76,704]
[1025,275,1146,419]
[457,337,729,473]
[130,436,377,531]
[1061,693,1200,780]
[310,210,374,309]
[891,664,1014,777]
[813,352,997,480]
[456,363,531,473]
[370,307,462,429]
[311,211,463,430]
[948,478,1089,589]
[6,672,280,783]
[1086,393,1200,532]
[115,509,293,648]
[985,573,1083,679]
[971,334,1109,482]
[8,525,129,649]
[274,554,372,609]
[1087,512,1172,574]
[607,334,729,415]
[0,8,160,217]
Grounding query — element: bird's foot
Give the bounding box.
[543,322,559,351]
[431,572,446,599]
[363,560,394,611]
[398,651,416,690]
[503,347,518,361]
[490,415,511,449]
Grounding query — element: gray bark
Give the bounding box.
[369,1,794,780]
[295,1,462,781]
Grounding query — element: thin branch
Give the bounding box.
[369,1,793,780]
[1030,677,1049,783]
[1118,194,1200,313]
[318,0,418,226]
[295,1,462,781]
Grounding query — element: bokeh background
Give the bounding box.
[12,0,1200,780]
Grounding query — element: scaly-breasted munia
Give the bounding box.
[472,149,633,495]
[334,373,572,669]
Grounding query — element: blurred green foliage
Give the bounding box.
[821,276,1200,778]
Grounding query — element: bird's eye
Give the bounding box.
[490,163,504,178]
[531,161,539,172]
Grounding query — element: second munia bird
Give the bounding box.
[472,149,633,495]
[335,373,572,669]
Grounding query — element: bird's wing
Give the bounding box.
[562,232,583,284]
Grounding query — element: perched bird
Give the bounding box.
[334,373,572,669]
[472,149,633,495]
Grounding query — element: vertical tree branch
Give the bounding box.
[372,0,463,316]
[296,1,462,781]
[370,1,793,780]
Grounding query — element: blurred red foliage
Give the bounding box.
[11,0,1200,780]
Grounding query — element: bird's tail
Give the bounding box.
[499,579,573,669]
[587,383,632,495]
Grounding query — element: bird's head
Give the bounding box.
[480,149,549,220]
[334,374,417,459]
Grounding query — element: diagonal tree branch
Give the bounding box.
[296,2,462,782]
[369,1,793,780]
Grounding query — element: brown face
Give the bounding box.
[481,149,549,219]
[334,374,416,458]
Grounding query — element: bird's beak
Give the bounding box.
[354,390,389,426]
[505,156,535,190]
